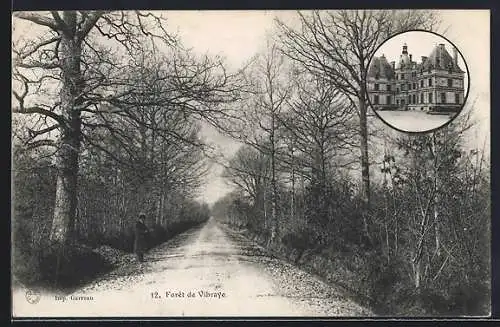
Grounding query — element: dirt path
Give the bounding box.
[12,218,372,317]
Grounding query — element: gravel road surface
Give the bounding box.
[13,218,372,317]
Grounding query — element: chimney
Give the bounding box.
[391,61,395,69]
[409,54,412,62]
[439,43,445,50]
[402,43,408,54]
[453,47,458,65]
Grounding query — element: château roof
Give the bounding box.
[420,44,464,73]
[367,55,395,80]
[369,43,464,80]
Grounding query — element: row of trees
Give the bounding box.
[214,10,490,315]
[11,11,242,286]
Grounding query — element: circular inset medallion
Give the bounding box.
[366,30,470,133]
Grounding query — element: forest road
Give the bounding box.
[13,217,372,317]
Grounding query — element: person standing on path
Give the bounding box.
[134,212,149,262]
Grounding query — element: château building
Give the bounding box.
[367,43,465,113]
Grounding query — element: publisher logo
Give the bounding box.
[25,289,41,304]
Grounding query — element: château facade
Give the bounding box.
[367,43,465,113]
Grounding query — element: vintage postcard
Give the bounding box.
[11,9,490,318]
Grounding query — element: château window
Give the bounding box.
[428,78,433,86]
[374,83,379,91]
[401,73,405,79]
[397,87,400,93]
[420,80,424,88]
[448,79,453,87]
[420,93,424,103]
[429,93,433,103]
[440,92,446,104]
[396,99,399,105]
[455,93,460,104]
[386,95,391,104]
[374,95,379,105]
[387,84,391,92]
[408,95,412,104]
[412,94,416,104]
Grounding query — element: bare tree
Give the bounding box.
[280,73,357,183]
[12,11,178,246]
[235,42,293,242]
[223,146,270,203]
[12,11,244,246]
[382,108,483,290]
[274,73,357,228]
[276,10,440,237]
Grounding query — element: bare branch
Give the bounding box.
[14,12,60,31]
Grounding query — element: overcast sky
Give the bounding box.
[159,10,490,205]
[157,11,300,205]
[12,10,490,206]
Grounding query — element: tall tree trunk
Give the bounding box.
[159,189,165,226]
[413,260,422,289]
[358,93,371,239]
[50,13,83,245]
[291,152,295,222]
[263,188,268,229]
[270,112,278,242]
[301,173,306,224]
[320,145,327,225]
[433,134,441,256]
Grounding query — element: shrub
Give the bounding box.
[36,242,112,289]
[281,226,318,252]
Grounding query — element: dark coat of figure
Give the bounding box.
[134,214,149,262]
